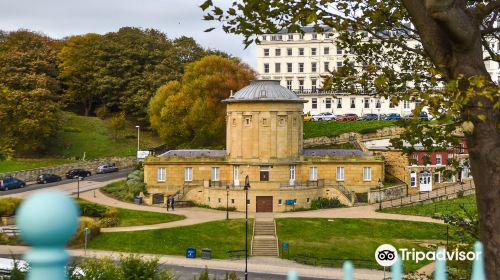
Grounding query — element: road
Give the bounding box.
[0,169,131,198]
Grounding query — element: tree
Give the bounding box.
[201,0,500,277]
[149,55,256,148]
[109,112,127,141]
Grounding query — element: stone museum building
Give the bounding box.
[144,80,384,212]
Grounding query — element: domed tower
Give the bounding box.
[223,80,307,163]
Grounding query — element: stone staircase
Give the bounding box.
[251,218,279,257]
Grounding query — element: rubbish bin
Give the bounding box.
[134,196,142,205]
[186,247,196,259]
[201,248,212,260]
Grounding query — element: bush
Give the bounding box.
[102,171,146,202]
[69,217,101,247]
[77,200,108,218]
[95,106,110,120]
[310,197,345,210]
[0,197,22,216]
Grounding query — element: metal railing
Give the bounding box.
[280,179,325,189]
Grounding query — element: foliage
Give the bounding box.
[77,199,110,218]
[303,120,395,138]
[0,197,23,216]
[101,177,148,203]
[149,55,256,148]
[310,197,345,209]
[109,112,127,141]
[69,217,101,247]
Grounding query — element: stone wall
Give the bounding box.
[0,157,136,182]
[304,126,404,148]
[368,184,407,203]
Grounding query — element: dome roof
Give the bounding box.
[223,80,305,103]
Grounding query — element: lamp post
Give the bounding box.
[226,185,230,220]
[378,178,383,210]
[135,125,140,153]
[76,176,82,199]
[243,175,250,280]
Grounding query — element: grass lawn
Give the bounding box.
[277,218,447,271]
[0,158,75,173]
[380,195,477,217]
[46,112,162,159]
[88,219,253,259]
[304,120,395,139]
[115,208,185,227]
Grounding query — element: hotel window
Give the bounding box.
[299,80,304,91]
[299,48,304,55]
[324,47,330,55]
[312,33,318,40]
[299,63,304,73]
[275,63,281,73]
[287,48,292,56]
[157,168,166,182]
[184,167,193,182]
[337,61,343,68]
[311,98,317,109]
[324,62,330,72]
[403,100,410,109]
[264,63,269,73]
[436,154,442,165]
[311,62,317,72]
[264,48,269,56]
[336,167,345,181]
[337,98,342,108]
[309,167,318,181]
[311,79,317,91]
[286,80,292,90]
[375,99,381,108]
[350,98,356,108]
[262,35,267,41]
[287,63,293,73]
[364,98,370,109]
[311,48,317,55]
[211,167,220,182]
[288,34,293,40]
[434,172,441,183]
[325,98,332,109]
[337,47,343,54]
[275,48,281,56]
[260,166,269,181]
[299,34,304,40]
[363,167,372,181]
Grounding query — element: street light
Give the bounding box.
[226,185,230,220]
[243,175,250,280]
[76,176,83,199]
[135,125,140,152]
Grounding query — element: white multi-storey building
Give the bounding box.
[256,27,499,116]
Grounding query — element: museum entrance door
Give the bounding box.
[256,196,273,212]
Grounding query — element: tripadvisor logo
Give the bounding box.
[375,244,481,267]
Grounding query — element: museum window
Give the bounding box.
[309,166,318,181]
[264,48,269,56]
[363,167,372,181]
[337,98,342,108]
[350,98,356,108]
[325,98,332,109]
[211,167,220,182]
[244,116,252,127]
[157,168,166,182]
[311,98,317,109]
[184,167,193,182]
[260,166,270,181]
[299,48,304,55]
[336,166,345,181]
[264,63,269,73]
[364,98,370,109]
[289,165,296,182]
[311,47,317,55]
[307,198,310,203]
[286,80,292,90]
[287,63,293,73]
[275,48,281,56]
[287,48,292,56]
[218,198,221,203]
[278,199,283,205]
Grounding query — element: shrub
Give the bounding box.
[310,197,345,210]
[69,217,101,246]
[99,217,119,228]
[0,197,22,216]
[77,200,108,218]
[95,106,110,120]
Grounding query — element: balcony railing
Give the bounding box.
[280,179,325,189]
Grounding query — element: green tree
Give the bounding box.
[201,1,500,276]
[109,112,127,141]
[149,55,255,148]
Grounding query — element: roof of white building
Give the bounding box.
[223,80,306,103]
[159,149,226,157]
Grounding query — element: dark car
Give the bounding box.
[409,111,429,121]
[360,113,380,121]
[37,173,62,184]
[65,169,91,179]
[384,113,401,120]
[0,178,26,191]
[96,165,118,174]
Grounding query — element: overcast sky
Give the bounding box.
[0,0,257,68]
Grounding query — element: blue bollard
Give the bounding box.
[343,261,353,280]
[287,271,299,280]
[434,247,447,280]
[471,241,486,280]
[391,256,403,280]
[17,191,79,280]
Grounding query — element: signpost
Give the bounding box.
[137,150,150,161]
[84,227,90,255]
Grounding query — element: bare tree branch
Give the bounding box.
[472,0,500,20]
[481,36,500,63]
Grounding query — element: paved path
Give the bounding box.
[0,245,385,280]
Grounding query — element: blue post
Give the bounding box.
[391,256,403,280]
[471,241,486,280]
[17,191,79,280]
[434,247,447,280]
[287,271,299,280]
[343,261,353,280]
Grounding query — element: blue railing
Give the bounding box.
[16,191,487,280]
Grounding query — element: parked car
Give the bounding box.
[336,113,359,121]
[303,114,313,122]
[408,111,429,121]
[37,173,62,184]
[97,165,118,174]
[312,112,336,121]
[0,177,26,191]
[384,113,401,120]
[360,113,380,121]
[65,169,91,179]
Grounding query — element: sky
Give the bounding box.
[0,0,257,68]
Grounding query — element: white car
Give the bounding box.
[312,112,336,121]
